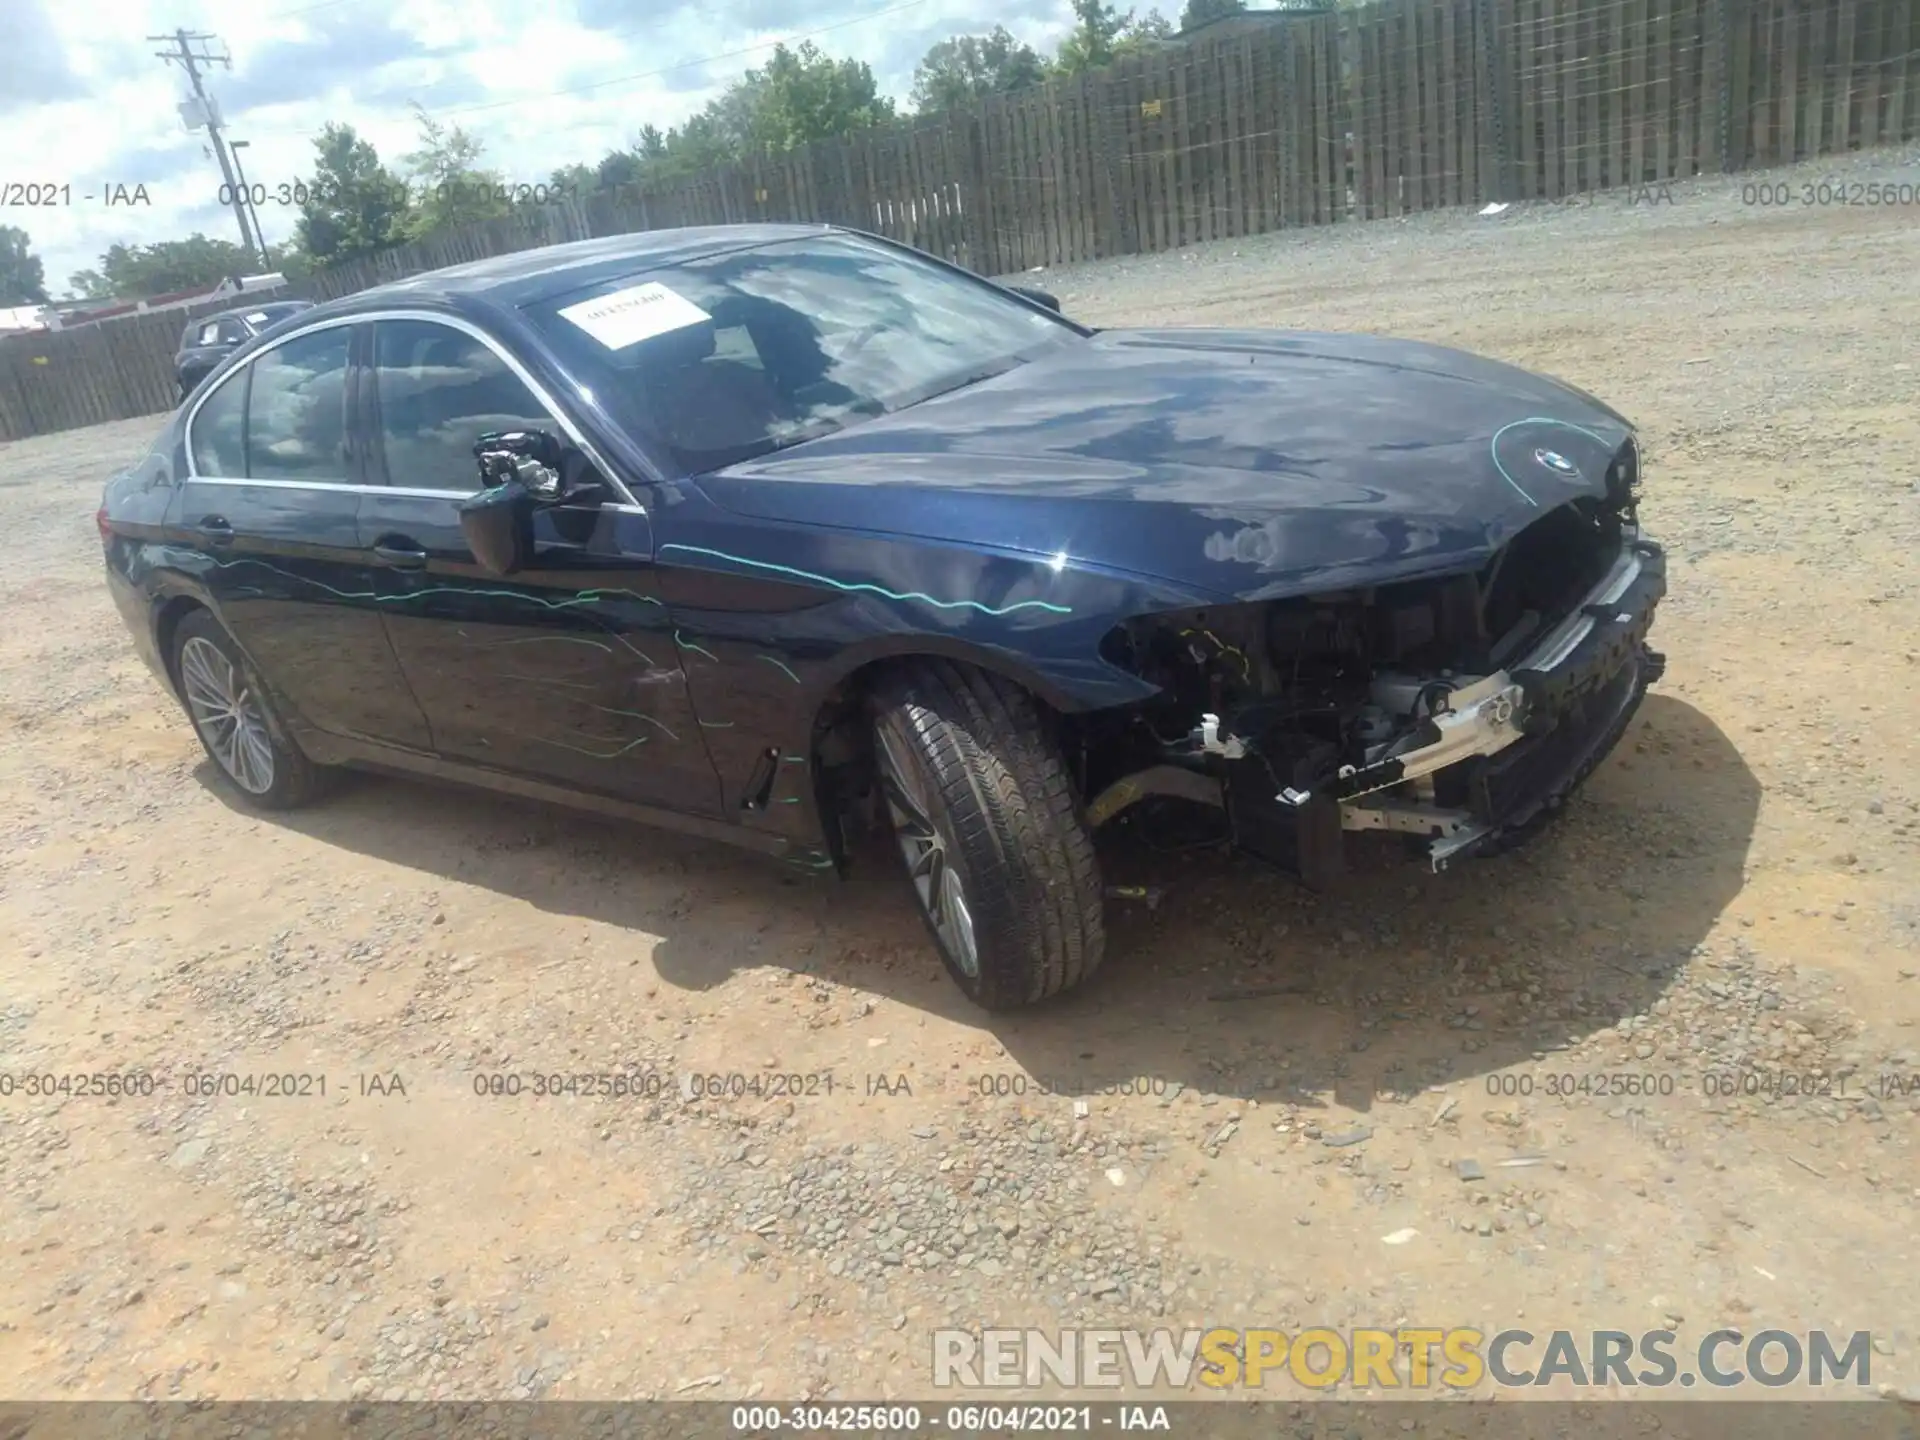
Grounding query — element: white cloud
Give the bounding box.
[3,0,1173,297]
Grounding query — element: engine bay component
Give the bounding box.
[1085,492,1665,882]
[1085,763,1227,828]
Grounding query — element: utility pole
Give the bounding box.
[151,29,267,269]
[228,140,270,264]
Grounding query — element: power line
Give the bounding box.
[150,28,271,268]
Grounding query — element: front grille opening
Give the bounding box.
[1480,498,1620,666]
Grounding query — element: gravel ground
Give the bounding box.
[1,144,1917,1407]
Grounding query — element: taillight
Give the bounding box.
[96,505,111,542]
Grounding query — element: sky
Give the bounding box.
[0,0,1178,298]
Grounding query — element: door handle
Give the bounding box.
[372,539,429,569]
[197,516,234,547]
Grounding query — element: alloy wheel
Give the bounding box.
[179,635,276,795]
[875,723,979,977]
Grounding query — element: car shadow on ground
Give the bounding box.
[208,692,1758,1109]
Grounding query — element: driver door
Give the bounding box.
[353,315,721,817]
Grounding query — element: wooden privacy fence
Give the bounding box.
[5,0,1915,442]
[0,294,243,441]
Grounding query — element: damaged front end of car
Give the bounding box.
[1077,449,1666,881]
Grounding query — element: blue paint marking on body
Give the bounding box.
[517,731,650,759]
[1487,416,1619,508]
[657,543,1074,617]
[495,634,614,652]
[675,630,719,662]
[583,704,680,742]
[203,558,663,610]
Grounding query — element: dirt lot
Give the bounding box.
[2,148,1918,1408]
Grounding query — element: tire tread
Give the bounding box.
[874,661,1104,1009]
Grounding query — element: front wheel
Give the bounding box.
[870,661,1104,1010]
[172,610,333,810]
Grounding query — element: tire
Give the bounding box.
[870,660,1104,1010]
[171,610,332,810]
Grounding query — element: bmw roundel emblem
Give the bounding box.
[1534,448,1579,477]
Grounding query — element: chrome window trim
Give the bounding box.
[183,476,473,500]
[181,307,643,512]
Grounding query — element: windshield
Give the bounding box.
[528,233,1079,475]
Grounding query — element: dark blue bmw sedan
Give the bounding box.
[101,223,1665,1009]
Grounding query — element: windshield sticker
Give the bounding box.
[557,282,710,350]
[244,311,269,324]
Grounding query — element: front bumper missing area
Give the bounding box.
[1336,530,1666,868]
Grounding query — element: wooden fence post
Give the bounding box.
[1094,69,1134,258]
[1722,0,1755,168]
[1476,0,1519,201]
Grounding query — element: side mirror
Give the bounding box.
[460,430,565,576]
[1006,284,1062,314]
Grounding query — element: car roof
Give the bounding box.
[332,223,839,315]
[186,299,310,330]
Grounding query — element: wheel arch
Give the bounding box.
[153,591,212,698]
[798,633,1133,862]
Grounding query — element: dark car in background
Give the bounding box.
[101,224,1665,1010]
[174,300,313,397]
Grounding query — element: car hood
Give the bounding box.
[695,328,1636,603]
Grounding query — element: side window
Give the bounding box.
[189,369,248,477]
[245,327,351,481]
[196,321,222,346]
[372,319,552,492]
[217,318,249,345]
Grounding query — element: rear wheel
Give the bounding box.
[172,610,332,810]
[870,661,1104,1010]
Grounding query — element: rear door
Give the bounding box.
[355,313,720,816]
[176,319,433,749]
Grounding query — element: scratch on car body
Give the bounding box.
[657,543,1074,617]
[202,558,663,611]
[583,704,679,741]
[676,630,719,662]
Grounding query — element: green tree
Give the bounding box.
[1054,0,1127,72]
[295,123,412,268]
[0,226,49,305]
[549,161,598,195]
[398,104,516,239]
[909,27,1047,113]
[1178,0,1246,28]
[268,236,313,283]
[65,235,261,300]
[744,42,895,154]
[563,42,894,198]
[1055,1,1174,72]
[1120,10,1175,48]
